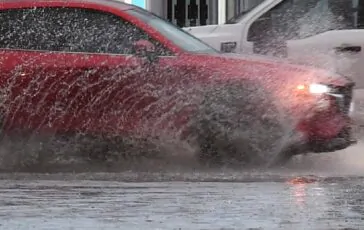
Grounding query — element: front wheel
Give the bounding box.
[190,81,295,168]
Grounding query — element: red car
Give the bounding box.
[0,0,357,167]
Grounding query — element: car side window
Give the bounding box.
[0,7,173,56]
[247,0,357,43]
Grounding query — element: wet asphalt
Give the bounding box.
[0,142,363,230]
[0,174,363,230]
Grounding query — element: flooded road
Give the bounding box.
[0,142,364,230]
[0,173,364,230]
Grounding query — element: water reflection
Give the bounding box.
[292,183,307,207]
[287,176,320,208]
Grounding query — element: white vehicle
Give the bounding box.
[185,0,364,88]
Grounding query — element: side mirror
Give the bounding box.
[132,39,159,63]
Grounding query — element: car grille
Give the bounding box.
[329,83,354,114]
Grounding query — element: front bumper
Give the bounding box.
[287,81,357,155]
[286,126,357,157]
[308,126,357,153]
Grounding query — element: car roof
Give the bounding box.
[0,0,136,11]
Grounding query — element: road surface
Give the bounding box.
[0,141,363,230]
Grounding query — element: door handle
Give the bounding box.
[334,45,362,53]
[12,66,31,77]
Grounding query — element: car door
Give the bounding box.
[242,0,364,88]
[0,7,153,136]
[32,7,155,136]
[51,7,181,136]
[0,5,200,138]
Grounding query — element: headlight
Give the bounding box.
[308,83,329,94]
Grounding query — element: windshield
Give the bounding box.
[226,0,265,24]
[127,9,218,54]
[226,8,255,24]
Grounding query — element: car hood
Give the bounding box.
[199,52,354,87]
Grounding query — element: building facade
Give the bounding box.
[120,0,264,27]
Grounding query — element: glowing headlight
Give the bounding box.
[309,83,329,94]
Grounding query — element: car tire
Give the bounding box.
[190,80,295,168]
